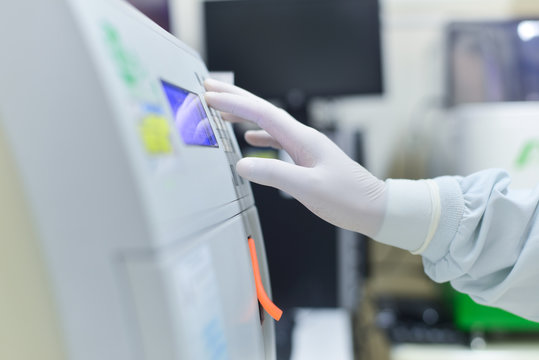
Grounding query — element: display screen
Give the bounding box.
[161,80,218,147]
[205,0,382,100]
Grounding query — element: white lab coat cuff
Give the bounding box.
[421,176,465,266]
[374,179,441,253]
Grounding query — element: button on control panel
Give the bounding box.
[197,72,247,191]
[210,108,235,153]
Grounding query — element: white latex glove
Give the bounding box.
[204,78,387,238]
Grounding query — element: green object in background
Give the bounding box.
[451,290,539,332]
[243,148,278,159]
[515,139,539,169]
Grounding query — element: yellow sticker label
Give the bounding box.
[140,115,173,154]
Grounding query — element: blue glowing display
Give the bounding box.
[161,80,218,147]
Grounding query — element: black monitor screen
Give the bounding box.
[204,0,383,100]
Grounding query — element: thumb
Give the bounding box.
[236,157,310,196]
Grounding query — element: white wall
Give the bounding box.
[169,0,539,179]
[168,0,205,56]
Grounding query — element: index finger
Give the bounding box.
[204,78,258,99]
[204,91,313,152]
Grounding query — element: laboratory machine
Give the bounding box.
[445,19,539,189]
[0,0,279,359]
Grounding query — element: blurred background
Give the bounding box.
[129,0,539,358]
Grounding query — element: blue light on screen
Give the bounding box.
[161,80,218,147]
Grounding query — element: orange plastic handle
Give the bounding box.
[248,237,283,321]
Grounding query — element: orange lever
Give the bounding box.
[248,237,283,321]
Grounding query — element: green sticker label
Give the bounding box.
[515,139,539,169]
[102,22,144,88]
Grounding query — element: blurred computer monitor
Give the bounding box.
[446,19,539,107]
[204,0,383,104]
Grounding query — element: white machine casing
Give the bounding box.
[0,0,276,359]
[451,103,539,188]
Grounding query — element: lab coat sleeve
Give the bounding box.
[421,168,539,321]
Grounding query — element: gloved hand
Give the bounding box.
[204,78,387,238]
